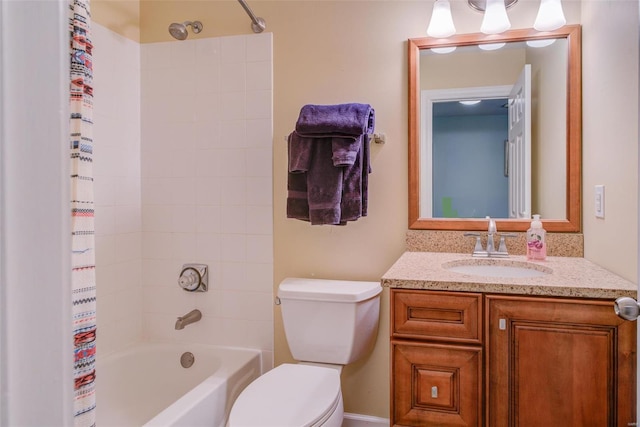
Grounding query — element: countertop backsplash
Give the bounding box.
[406,230,584,258]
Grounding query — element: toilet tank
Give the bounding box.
[278,277,382,365]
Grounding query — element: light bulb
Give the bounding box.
[481,0,511,35]
[427,0,456,38]
[478,42,506,51]
[534,0,566,32]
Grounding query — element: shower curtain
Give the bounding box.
[69,0,97,425]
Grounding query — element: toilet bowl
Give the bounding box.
[228,278,382,427]
[228,364,343,427]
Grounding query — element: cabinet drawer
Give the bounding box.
[392,290,482,343]
[392,341,482,426]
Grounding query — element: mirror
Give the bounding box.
[408,25,581,232]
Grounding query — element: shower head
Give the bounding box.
[168,21,203,40]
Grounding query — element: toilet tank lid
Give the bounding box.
[278,277,382,302]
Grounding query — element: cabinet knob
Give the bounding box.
[431,386,438,398]
[614,297,640,321]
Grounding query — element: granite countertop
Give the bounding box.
[381,252,637,299]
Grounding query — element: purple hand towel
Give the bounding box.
[296,103,375,136]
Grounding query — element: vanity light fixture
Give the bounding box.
[427,0,456,38]
[426,0,566,38]
[478,42,507,51]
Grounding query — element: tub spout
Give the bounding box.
[175,309,202,330]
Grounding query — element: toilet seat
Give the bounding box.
[228,363,342,427]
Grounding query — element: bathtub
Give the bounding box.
[96,342,262,427]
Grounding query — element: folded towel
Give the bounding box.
[286,103,374,225]
[296,103,375,136]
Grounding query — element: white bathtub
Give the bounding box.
[96,342,262,427]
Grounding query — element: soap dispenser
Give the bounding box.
[526,214,547,261]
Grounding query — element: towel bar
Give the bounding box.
[283,133,386,144]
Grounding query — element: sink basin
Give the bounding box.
[442,259,553,278]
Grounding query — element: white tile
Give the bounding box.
[219,318,250,347]
[246,320,274,351]
[220,234,246,262]
[246,177,272,206]
[95,234,117,267]
[220,262,248,290]
[246,205,272,235]
[142,258,180,288]
[220,62,246,92]
[170,39,197,68]
[217,148,247,177]
[193,120,221,150]
[246,234,273,263]
[220,36,246,63]
[195,149,223,178]
[245,263,274,292]
[220,290,272,321]
[246,61,271,91]
[196,205,222,233]
[195,37,221,68]
[142,42,173,69]
[143,284,197,314]
[195,177,221,205]
[220,176,247,206]
[246,90,272,119]
[218,91,246,121]
[245,148,272,177]
[171,205,197,233]
[112,260,142,294]
[246,33,272,62]
[116,176,141,206]
[171,232,199,259]
[142,232,173,259]
[194,92,221,123]
[142,177,173,205]
[142,205,172,232]
[115,232,142,263]
[221,205,246,233]
[194,64,220,95]
[115,205,142,234]
[170,176,197,205]
[94,205,116,236]
[219,120,247,148]
[194,289,223,317]
[196,233,222,262]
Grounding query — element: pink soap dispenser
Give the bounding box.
[526,214,547,261]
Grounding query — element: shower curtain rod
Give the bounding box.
[237,0,266,33]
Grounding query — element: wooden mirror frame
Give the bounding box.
[408,25,581,232]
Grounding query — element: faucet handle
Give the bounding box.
[497,233,517,254]
[464,232,484,255]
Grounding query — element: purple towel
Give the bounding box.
[296,103,375,136]
[286,103,374,225]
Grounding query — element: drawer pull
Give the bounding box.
[499,318,507,330]
[431,386,438,398]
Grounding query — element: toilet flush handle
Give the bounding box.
[274,296,281,305]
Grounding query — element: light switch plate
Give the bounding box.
[595,185,605,218]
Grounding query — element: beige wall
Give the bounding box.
[93,0,639,419]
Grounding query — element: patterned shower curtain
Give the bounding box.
[69,0,97,425]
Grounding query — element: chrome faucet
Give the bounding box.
[175,309,202,330]
[464,217,516,258]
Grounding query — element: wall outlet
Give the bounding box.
[595,185,605,218]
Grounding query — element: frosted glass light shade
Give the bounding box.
[534,0,566,31]
[427,0,456,38]
[481,0,511,35]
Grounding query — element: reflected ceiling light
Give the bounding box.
[534,0,566,31]
[478,42,506,51]
[431,46,457,54]
[427,0,456,38]
[459,100,482,105]
[526,39,557,48]
[426,0,565,38]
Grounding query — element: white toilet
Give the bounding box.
[228,277,382,427]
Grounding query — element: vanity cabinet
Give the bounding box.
[391,289,636,427]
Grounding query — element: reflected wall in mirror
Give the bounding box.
[408,25,581,232]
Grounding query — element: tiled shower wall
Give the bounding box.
[93,25,274,365]
[140,34,274,365]
[93,24,143,356]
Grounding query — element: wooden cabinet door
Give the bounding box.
[487,296,636,427]
[392,341,482,426]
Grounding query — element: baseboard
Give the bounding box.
[342,412,390,427]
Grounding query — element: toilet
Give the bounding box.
[228,277,382,427]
